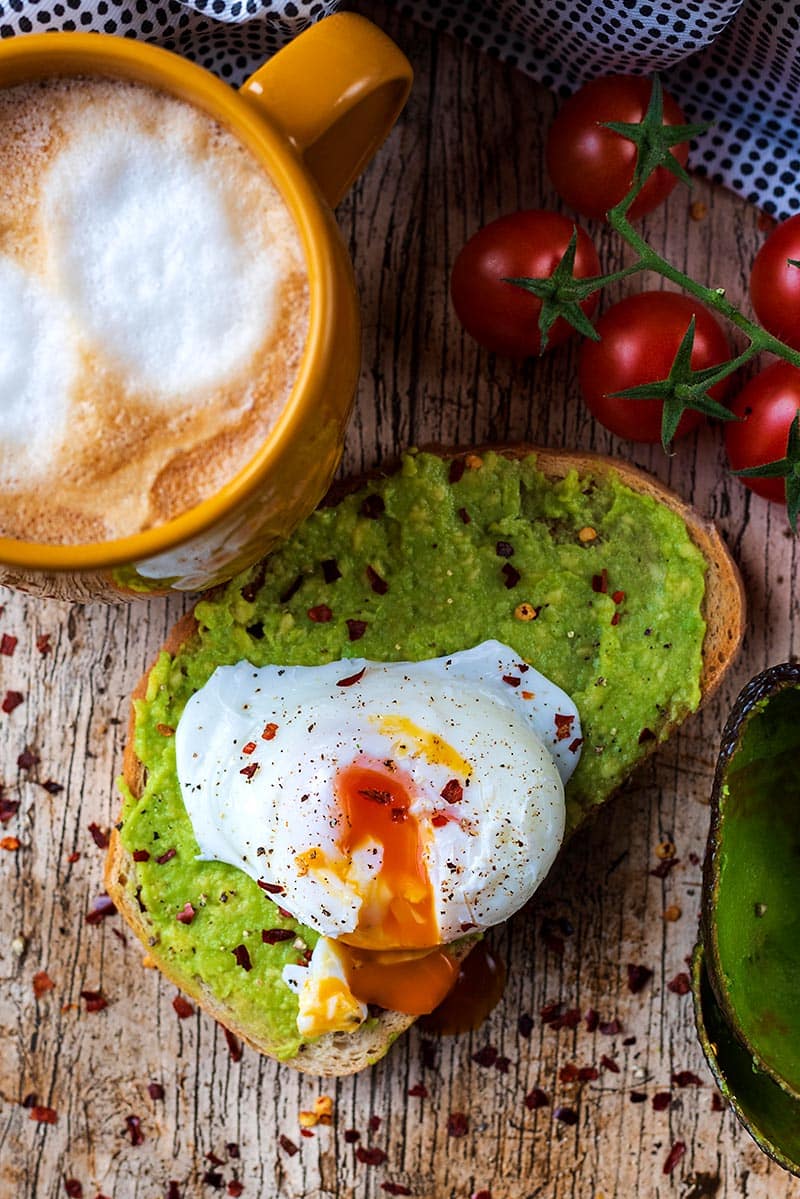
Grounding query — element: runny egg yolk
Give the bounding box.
[333,761,460,1015]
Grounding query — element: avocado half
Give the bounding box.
[696,662,800,1174]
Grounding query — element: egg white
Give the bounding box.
[176,640,581,946]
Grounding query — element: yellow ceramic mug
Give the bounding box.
[0,17,412,601]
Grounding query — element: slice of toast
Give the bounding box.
[106,446,744,1076]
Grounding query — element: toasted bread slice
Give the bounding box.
[106,446,744,1076]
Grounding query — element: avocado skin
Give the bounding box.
[698,662,800,1173]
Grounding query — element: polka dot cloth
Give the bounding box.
[0,0,797,216]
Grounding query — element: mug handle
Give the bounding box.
[239,13,412,209]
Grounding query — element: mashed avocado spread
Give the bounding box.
[119,450,706,1059]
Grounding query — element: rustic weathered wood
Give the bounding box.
[1,7,798,1197]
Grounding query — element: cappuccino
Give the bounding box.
[0,76,309,544]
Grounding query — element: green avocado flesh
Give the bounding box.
[713,686,800,1096]
[119,451,706,1060]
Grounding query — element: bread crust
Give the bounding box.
[106,445,744,1076]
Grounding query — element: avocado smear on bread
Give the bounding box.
[119,450,706,1059]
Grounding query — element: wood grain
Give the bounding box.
[1,7,798,1196]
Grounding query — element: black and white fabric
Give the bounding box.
[0,0,798,217]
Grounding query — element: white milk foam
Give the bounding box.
[0,77,309,544]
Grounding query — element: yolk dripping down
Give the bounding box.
[333,761,459,1016]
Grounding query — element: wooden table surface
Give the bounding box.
[2,7,799,1198]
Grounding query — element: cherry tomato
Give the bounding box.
[725,362,800,503]
[450,210,600,358]
[750,216,800,351]
[546,76,691,221]
[578,291,731,443]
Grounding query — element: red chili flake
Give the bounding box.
[449,458,466,484]
[600,1055,620,1074]
[67,852,80,864]
[583,1008,599,1032]
[407,1083,428,1098]
[80,990,108,1013]
[64,1182,83,1198]
[458,507,471,524]
[40,779,64,794]
[611,590,625,605]
[176,903,195,925]
[343,1129,360,1143]
[672,1071,703,1088]
[559,1063,579,1083]
[667,972,691,996]
[0,796,19,823]
[431,814,448,828]
[0,633,17,656]
[87,823,109,850]
[472,1193,492,1199]
[630,1091,647,1104]
[650,857,681,879]
[626,963,653,994]
[261,723,278,741]
[227,1143,240,1159]
[381,1185,411,1196]
[167,1182,182,1199]
[239,763,259,780]
[132,849,151,862]
[308,604,333,623]
[638,727,656,744]
[599,1018,622,1036]
[591,569,608,594]
[346,619,367,641]
[257,880,284,895]
[322,559,342,584]
[392,807,407,823]
[495,1056,510,1074]
[447,1112,469,1138]
[202,1172,223,1190]
[502,674,520,687]
[368,1115,382,1132]
[689,851,701,866]
[242,741,257,755]
[337,667,366,687]
[622,1035,636,1046]
[540,1001,561,1024]
[553,1106,578,1125]
[502,563,521,589]
[17,748,39,770]
[440,779,463,804]
[206,1152,224,1167]
[472,1044,498,1068]
[223,1026,243,1062]
[277,906,293,918]
[610,612,621,626]
[554,713,575,741]
[228,1183,244,1198]
[366,566,389,595]
[155,848,177,866]
[663,1141,686,1176]
[711,1091,725,1112]
[1,834,20,850]
[360,493,385,519]
[124,1115,144,1146]
[33,971,55,999]
[357,1146,388,1165]
[361,787,392,804]
[85,894,116,925]
[148,1082,165,1101]
[2,690,24,713]
[495,541,514,558]
[518,1013,534,1038]
[277,573,303,605]
[232,945,252,972]
[262,928,294,944]
[652,1092,671,1112]
[29,1104,58,1124]
[36,634,52,655]
[172,994,194,1019]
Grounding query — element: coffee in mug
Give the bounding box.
[0,76,309,544]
